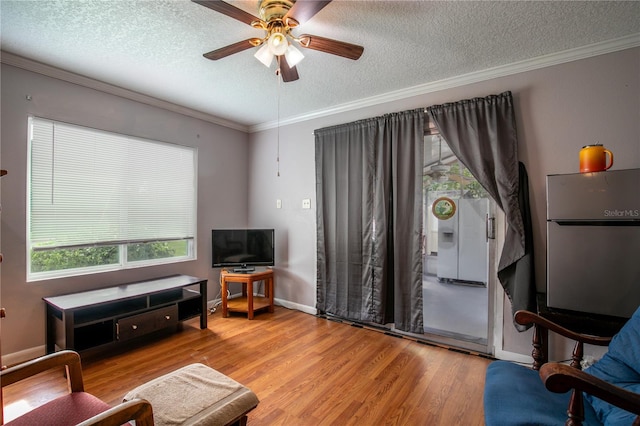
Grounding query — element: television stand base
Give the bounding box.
[233,267,255,273]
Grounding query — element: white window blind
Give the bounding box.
[29,117,197,250]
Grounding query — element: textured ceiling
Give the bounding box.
[1,1,639,131]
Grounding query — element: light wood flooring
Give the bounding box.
[2,307,492,425]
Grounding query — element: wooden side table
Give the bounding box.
[220,269,274,319]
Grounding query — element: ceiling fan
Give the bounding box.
[426,135,452,183]
[192,0,364,82]
[426,136,477,186]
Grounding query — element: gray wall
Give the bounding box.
[0,64,249,357]
[2,47,638,359]
[247,47,640,355]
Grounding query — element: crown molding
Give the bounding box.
[0,50,250,133]
[250,33,640,133]
[3,33,638,135]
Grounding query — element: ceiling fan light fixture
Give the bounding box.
[193,0,365,83]
[431,163,450,174]
[254,43,274,67]
[284,44,304,67]
[434,172,450,183]
[267,32,288,56]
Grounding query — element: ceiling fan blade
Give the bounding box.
[298,34,363,60]
[203,39,261,60]
[278,56,299,83]
[192,0,262,27]
[285,0,332,26]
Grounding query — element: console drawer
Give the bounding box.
[117,305,178,342]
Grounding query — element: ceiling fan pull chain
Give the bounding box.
[277,70,281,177]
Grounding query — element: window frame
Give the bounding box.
[27,117,197,282]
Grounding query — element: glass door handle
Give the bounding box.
[486,215,496,240]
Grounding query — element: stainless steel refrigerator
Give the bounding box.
[546,168,640,318]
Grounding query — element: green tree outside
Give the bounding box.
[31,240,188,273]
[424,162,488,199]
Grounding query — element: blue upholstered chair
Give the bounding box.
[484,307,640,426]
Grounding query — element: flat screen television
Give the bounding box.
[211,229,274,272]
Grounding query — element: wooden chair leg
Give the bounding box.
[566,389,585,426]
[570,341,584,370]
[532,324,548,371]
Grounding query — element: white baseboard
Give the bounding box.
[274,298,317,315]
[216,293,317,316]
[207,299,222,311]
[493,348,533,365]
[3,346,46,367]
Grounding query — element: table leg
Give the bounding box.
[221,278,228,318]
[247,279,254,320]
[199,280,207,329]
[45,305,56,354]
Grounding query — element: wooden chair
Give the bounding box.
[1,350,153,425]
[484,308,640,426]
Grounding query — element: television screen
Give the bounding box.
[211,229,274,271]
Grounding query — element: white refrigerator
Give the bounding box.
[437,198,489,285]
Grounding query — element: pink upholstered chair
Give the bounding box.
[1,350,153,425]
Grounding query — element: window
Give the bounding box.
[27,117,197,281]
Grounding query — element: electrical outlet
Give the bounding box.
[302,199,311,209]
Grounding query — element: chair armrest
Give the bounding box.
[515,310,612,346]
[540,362,640,416]
[76,398,154,426]
[0,350,85,392]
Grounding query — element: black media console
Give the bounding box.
[44,275,207,355]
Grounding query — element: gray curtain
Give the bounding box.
[315,109,424,333]
[427,91,536,331]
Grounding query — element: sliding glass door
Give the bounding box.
[421,134,497,353]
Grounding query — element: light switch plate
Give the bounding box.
[276,199,282,209]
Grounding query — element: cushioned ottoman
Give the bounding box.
[123,363,259,426]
